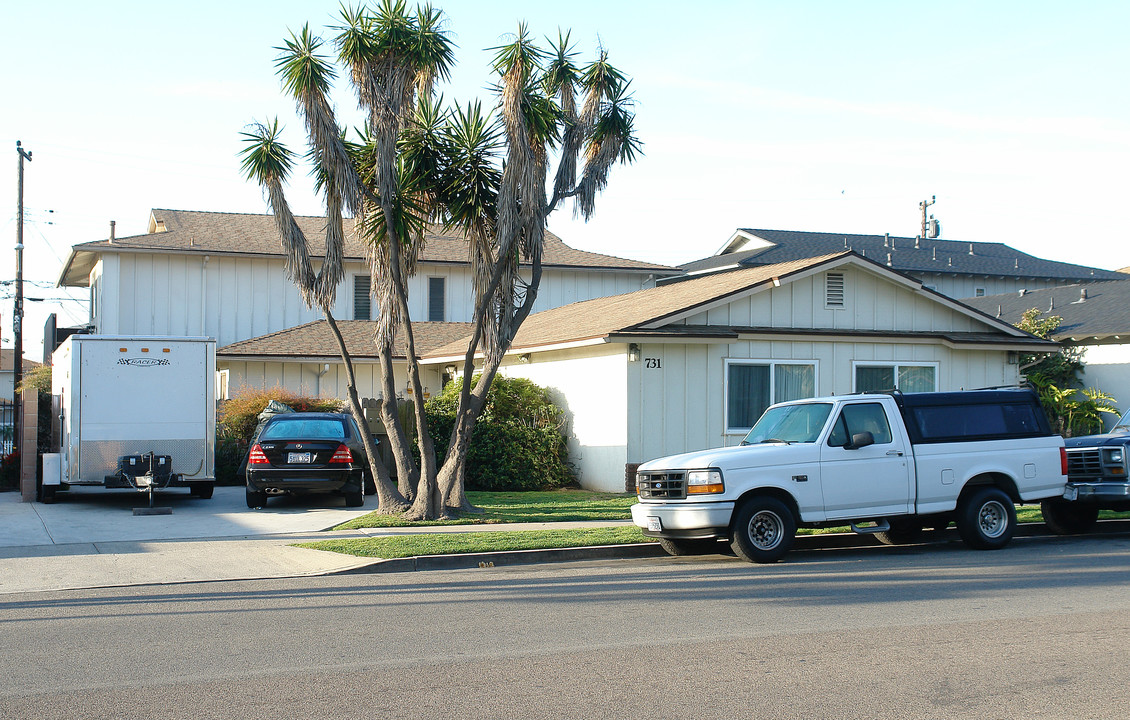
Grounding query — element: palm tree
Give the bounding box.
[242,3,639,520]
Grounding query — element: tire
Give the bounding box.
[658,537,720,556]
[1040,498,1099,535]
[957,487,1016,550]
[37,480,57,504]
[730,497,797,563]
[874,520,924,546]
[190,482,214,500]
[246,485,268,508]
[344,487,365,508]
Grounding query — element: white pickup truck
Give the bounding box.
[631,389,1067,563]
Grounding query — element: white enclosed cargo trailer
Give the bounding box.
[41,335,216,502]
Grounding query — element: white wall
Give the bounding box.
[220,359,444,407]
[1077,343,1130,429]
[93,252,655,348]
[498,345,629,493]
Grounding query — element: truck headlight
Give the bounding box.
[686,469,724,494]
[1106,448,1124,464]
[1105,448,1125,475]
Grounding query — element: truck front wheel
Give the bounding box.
[957,487,1016,550]
[1040,498,1098,535]
[730,497,796,563]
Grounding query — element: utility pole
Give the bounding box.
[919,195,935,239]
[14,141,31,460]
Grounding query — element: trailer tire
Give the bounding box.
[957,487,1016,550]
[730,496,796,563]
[246,485,268,508]
[1040,498,1099,535]
[658,538,720,556]
[37,479,57,504]
[191,483,214,500]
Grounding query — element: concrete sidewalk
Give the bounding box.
[0,487,646,594]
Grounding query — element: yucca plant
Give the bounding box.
[241,3,639,519]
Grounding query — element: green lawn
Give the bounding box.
[334,489,638,529]
[310,491,1130,560]
[299,526,647,559]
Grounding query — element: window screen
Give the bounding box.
[354,275,372,321]
[428,277,446,321]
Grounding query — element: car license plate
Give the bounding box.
[646,516,662,532]
[288,452,313,464]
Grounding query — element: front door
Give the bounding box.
[819,402,912,519]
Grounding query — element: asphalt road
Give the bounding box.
[2,534,1129,719]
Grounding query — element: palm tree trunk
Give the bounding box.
[320,304,408,514]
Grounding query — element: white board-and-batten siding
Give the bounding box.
[92,253,654,348]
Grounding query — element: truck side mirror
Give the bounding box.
[848,431,874,450]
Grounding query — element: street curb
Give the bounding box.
[330,542,670,574]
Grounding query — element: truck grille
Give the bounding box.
[1066,448,1103,479]
[637,472,686,500]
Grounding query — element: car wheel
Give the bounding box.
[657,538,720,556]
[730,496,796,563]
[191,482,214,500]
[957,487,1016,550]
[1040,498,1099,535]
[344,487,364,507]
[246,485,268,508]
[874,519,924,546]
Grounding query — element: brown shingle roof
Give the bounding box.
[61,209,673,286]
[423,251,1046,358]
[0,350,42,372]
[218,320,472,360]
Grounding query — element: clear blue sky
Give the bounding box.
[3,0,1128,355]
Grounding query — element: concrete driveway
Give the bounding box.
[0,486,379,594]
[0,485,374,547]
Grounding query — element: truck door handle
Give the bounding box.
[886,450,904,457]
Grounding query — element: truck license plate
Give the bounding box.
[288,452,313,464]
[646,516,662,532]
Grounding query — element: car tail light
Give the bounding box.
[329,444,353,464]
[1060,446,1068,476]
[248,444,269,465]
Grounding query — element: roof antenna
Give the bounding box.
[919,195,935,238]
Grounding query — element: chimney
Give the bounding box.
[109,220,115,244]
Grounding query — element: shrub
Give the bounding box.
[215,386,346,485]
[425,376,574,491]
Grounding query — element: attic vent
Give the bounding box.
[825,272,845,308]
[155,220,166,232]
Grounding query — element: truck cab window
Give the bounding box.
[828,403,892,447]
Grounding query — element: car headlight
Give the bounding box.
[686,469,725,494]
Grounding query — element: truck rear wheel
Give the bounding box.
[190,483,214,500]
[730,497,796,563]
[957,487,1016,550]
[658,538,720,556]
[1040,498,1098,535]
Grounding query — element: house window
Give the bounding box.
[854,363,937,393]
[428,277,446,321]
[825,272,845,308]
[726,360,817,433]
[354,275,371,321]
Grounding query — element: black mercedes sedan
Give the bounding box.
[245,412,369,508]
